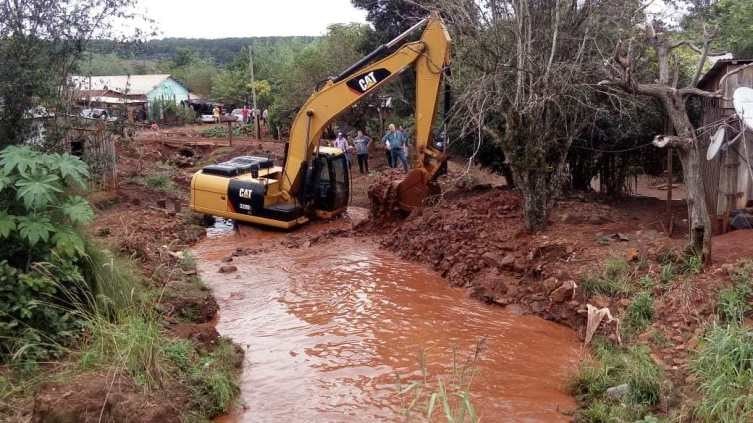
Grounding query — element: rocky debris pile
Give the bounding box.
[375,186,603,329]
[367,169,408,221]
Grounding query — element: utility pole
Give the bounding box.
[248,46,260,140]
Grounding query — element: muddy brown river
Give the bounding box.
[194,220,582,422]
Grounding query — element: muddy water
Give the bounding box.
[194,222,582,422]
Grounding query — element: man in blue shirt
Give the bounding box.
[382,123,409,172]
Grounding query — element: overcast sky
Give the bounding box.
[141,0,368,39]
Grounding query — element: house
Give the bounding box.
[69,74,193,120]
[696,59,753,231]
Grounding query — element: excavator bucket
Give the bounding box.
[396,168,440,211]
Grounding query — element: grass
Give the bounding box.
[622,292,654,339]
[691,323,753,422]
[570,339,662,422]
[0,238,241,421]
[130,161,177,193]
[580,258,633,297]
[717,261,753,323]
[397,340,483,422]
[659,262,675,285]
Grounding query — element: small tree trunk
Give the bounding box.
[665,95,712,261]
[519,175,550,231]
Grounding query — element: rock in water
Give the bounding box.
[218,265,238,274]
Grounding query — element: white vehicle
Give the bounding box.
[230,109,245,122]
[199,114,216,124]
[81,108,117,122]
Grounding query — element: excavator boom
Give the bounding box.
[279,12,452,205]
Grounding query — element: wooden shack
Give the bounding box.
[697,59,753,231]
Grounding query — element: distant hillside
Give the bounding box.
[88,36,318,65]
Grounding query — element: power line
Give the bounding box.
[571,141,657,154]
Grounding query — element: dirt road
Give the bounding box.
[194,218,582,422]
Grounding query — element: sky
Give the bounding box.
[141,0,368,39]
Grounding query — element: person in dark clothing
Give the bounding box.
[353,130,371,174]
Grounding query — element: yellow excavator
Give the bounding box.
[190,12,451,229]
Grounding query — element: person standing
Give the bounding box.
[353,130,371,175]
[241,104,250,124]
[333,132,352,168]
[212,105,220,124]
[384,131,394,168]
[261,108,269,135]
[382,124,408,172]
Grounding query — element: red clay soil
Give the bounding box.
[356,176,753,395]
[361,183,690,332]
[33,372,185,423]
[712,229,753,264]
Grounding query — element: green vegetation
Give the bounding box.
[717,262,753,323]
[622,292,654,338]
[0,146,95,361]
[79,311,240,418]
[397,342,482,423]
[580,258,633,297]
[692,323,753,422]
[570,340,663,422]
[131,161,177,192]
[0,146,239,420]
[201,124,255,139]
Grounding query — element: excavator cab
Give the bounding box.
[303,150,349,216]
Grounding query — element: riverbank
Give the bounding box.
[357,177,753,420]
[0,130,261,421]
[194,222,583,421]
[5,124,746,422]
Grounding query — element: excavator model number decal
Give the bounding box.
[347,69,391,94]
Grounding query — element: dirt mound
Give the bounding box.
[33,372,183,423]
[365,186,683,331]
[367,169,407,221]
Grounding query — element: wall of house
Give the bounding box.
[147,78,190,104]
[699,63,753,225]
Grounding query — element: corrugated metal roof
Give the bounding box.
[69,74,174,95]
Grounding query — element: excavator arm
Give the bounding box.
[279,12,452,208]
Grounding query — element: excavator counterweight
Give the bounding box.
[190,12,452,228]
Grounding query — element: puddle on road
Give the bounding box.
[194,222,582,422]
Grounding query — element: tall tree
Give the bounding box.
[0,0,148,146]
[600,7,753,261]
[684,0,753,57]
[432,0,632,231]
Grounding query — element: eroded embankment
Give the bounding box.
[359,184,686,336]
[194,222,583,422]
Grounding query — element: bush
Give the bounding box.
[0,145,98,361]
[692,323,753,422]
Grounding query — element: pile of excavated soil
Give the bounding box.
[365,186,686,332]
[366,169,408,222]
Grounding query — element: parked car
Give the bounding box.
[81,108,117,122]
[199,114,216,124]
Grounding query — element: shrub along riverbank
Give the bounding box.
[0,146,240,422]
